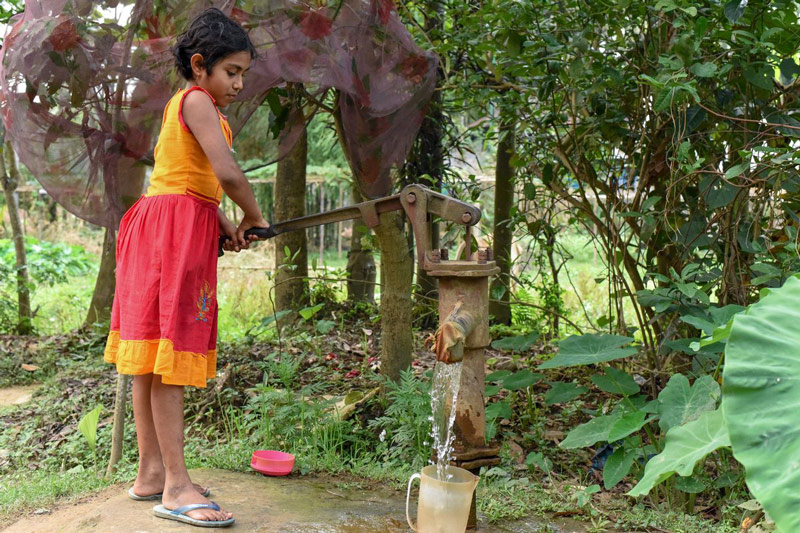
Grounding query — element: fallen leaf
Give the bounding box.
[21,364,40,371]
[508,441,525,464]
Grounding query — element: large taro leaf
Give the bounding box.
[545,381,587,405]
[539,334,637,370]
[604,447,636,489]
[723,274,800,532]
[560,412,622,449]
[628,408,730,497]
[591,367,640,396]
[657,374,720,433]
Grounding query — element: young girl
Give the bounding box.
[104,8,267,528]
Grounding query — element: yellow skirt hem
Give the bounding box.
[104,330,216,389]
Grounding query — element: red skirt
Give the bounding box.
[104,194,219,388]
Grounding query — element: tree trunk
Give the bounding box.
[84,162,146,329]
[373,211,414,381]
[85,228,117,327]
[346,184,375,303]
[488,116,516,325]
[332,92,412,379]
[1,143,32,334]
[411,4,445,311]
[274,103,309,318]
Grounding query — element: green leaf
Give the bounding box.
[627,408,730,497]
[653,86,678,113]
[675,475,705,494]
[590,367,640,396]
[681,315,718,335]
[658,374,720,433]
[525,451,553,473]
[694,319,735,350]
[485,400,513,420]
[539,334,637,369]
[486,370,512,382]
[689,62,717,77]
[701,175,739,209]
[316,320,336,334]
[723,0,746,23]
[575,484,601,507]
[603,447,636,489]
[78,405,102,453]
[299,304,324,320]
[502,370,544,391]
[545,381,587,405]
[743,64,774,91]
[607,411,648,442]
[779,58,800,83]
[724,162,748,180]
[257,310,292,329]
[654,0,677,12]
[560,413,622,449]
[491,332,539,352]
[722,274,800,532]
[485,385,501,397]
[641,195,661,211]
[708,304,746,326]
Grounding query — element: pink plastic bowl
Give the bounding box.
[251,450,295,476]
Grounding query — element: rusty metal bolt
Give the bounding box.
[440,248,449,260]
[406,192,417,204]
[486,247,494,261]
[430,249,441,263]
[461,212,472,224]
[477,248,488,264]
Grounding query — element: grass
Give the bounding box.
[32,274,96,334]
[0,467,116,521]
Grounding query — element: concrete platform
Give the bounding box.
[2,468,594,532]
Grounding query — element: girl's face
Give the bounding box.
[190,50,251,108]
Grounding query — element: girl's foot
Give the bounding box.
[161,483,233,523]
[133,470,208,498]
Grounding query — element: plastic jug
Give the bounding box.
[406,465,479,532]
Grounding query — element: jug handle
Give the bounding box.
[406,472,421,532]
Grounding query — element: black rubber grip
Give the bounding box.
[218,226,275,256]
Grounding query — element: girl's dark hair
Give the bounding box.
[172,8,256,80]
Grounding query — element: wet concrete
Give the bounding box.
[0,384,41,408]
[2,468,594,532]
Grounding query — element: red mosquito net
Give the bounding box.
[0,0,436,227]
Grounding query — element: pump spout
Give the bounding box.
[433,301,477,364]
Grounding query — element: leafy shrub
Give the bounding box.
[368,369,432,468]
[0,237,95,333]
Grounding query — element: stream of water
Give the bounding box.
[429,360,463,481]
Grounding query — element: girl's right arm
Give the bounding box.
[182,90,269,248]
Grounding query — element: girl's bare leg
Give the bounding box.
[150,374,232,522]
[130,374,207,497]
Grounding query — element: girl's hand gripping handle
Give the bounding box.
[218,226,275,257]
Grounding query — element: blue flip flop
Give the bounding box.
[152,502,235,528]
[128,486,211,501]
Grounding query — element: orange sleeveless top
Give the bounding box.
[145,87,233,204]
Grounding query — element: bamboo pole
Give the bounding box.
[105,374,129,478]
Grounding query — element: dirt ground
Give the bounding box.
[1,468,599,533]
